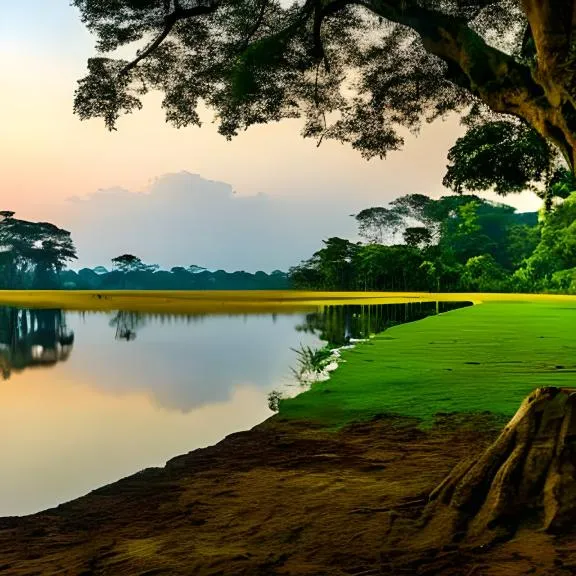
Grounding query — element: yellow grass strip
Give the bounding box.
[0,290,575,315]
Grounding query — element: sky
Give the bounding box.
[0,1,542,271]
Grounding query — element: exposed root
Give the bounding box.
[422,387,576,547]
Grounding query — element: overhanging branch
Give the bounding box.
[119,2,219,76]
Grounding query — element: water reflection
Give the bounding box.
[109,310,146,341]
[0,308,74,379]
[297,301,471,346]
[69,310,321,411]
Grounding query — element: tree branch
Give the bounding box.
[119,2,219,76]
[238,0,270,52]
[362,0,576,164]
[313,0,362,70]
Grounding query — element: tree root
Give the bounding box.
[421,387,576,547]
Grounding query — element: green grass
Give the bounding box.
[279,300,576,427]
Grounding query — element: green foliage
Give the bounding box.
[546,168,576,209]
[460,254,509,292]
[290,240,429,292]
[548,268,576,293]
[444,120,555,195]
[229,33,291,102]
[442,118,576,214]
[291,193,546,293]
[514,193,576,292]
[505,224,540,269]
[290,237,360,290]
[290,343,335,384]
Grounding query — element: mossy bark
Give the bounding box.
[422,387,576,546]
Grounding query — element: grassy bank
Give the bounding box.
[280,299,576,427]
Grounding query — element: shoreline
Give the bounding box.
[0,413,502,575]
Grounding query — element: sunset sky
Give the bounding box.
[0,1,542,270]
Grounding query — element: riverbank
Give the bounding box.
[0,289,439,315]
[1,297,576,574]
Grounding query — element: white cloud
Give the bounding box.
[61,171,364,272]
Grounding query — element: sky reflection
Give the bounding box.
[0,309,320,516]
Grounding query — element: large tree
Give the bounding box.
[0,213,77,288]
[73,0,576,171]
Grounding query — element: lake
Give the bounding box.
[0,301,468,516]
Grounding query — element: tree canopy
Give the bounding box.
[111,253,158,273]
[72,0,576,170]
[0,213,77,289]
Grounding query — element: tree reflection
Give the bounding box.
[295,302,471,346]
[109,311,146,341]
[0,307,74,379]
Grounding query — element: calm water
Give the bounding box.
[0,301,468,516]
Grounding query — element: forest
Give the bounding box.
[7,109,576,294]
[288,194,546,292]
[290,119,576,294]
[59,262,290,291]
[5,189,576,294]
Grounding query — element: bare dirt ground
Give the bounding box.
[0,414,574,575]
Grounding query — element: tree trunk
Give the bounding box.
[421,387,576,548]
[367,1,576,165]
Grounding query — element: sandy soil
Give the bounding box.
[0,414,574,575]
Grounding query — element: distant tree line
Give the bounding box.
[61,255,290,291]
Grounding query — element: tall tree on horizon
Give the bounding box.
[111,254,142,273]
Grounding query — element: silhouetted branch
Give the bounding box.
[119,1,219,76]
[238,0,271,51]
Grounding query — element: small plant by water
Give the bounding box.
[290,343,335,384]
